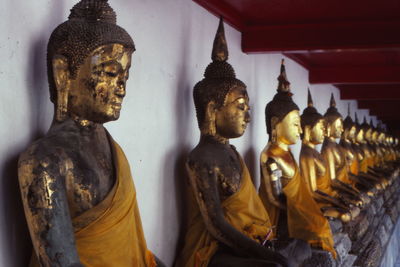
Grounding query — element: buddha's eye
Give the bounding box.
[237,103,246,110]
[105,71,118,77]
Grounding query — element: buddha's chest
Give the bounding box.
[63,150,115,217]
[215,154,242,200]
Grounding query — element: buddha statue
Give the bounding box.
[351,114,382,191]
[321,95,362,211]
[339,106,371,203]
[176,18,310,267]
[18,1,163,266]
[259,61,336,258]
[299,90,352,222]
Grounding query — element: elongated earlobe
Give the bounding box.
[52,55,70,121]
[202,101,217,136]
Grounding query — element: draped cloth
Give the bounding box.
[176,157,273,267]
[259,145,336,258]
[30,138,156,267]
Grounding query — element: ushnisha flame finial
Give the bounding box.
[330,93,336,107]
[211,16,228,62]
[277,59,291,93]
[347,103,351,117]
[370,118,374,128]
[355,113,359,125]
[307,88,313,107]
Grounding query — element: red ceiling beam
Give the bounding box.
[309,66,400,84]
[339,84,400,100]
[242,20,400,53]
[193,0,246,29]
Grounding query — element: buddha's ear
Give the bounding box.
[303,125,310,141]
[270,116,279,130]
[52,55,70,121]
[202,101,217,136]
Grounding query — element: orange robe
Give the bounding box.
[30,139,156,267]
[176,157,273,267]
[260,145,336,258]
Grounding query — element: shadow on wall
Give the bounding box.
[0,153,32,266]
[163,16,194,265]
[244,146,258,187]
[0,2,67,266]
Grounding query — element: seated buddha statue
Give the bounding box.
[259,61,336,258]
[320,95,362,212]
[339,106,370,203]
[350,114,383,191]
[299,90,352,222]
[176,18,310,267]
[18,1,163,266]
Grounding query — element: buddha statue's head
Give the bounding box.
[265,60,301,146]
[300,89,324,145]
[193,18,249,140]
[371,123,379,144]
[343,104,356,142]
[361,116,372,143]
[47,0,135,124]
[354,113,365,144]
[324,94,343,139]
[377,124,386,145]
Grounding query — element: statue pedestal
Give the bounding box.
[334,233,356,267]
[302,249,336,267]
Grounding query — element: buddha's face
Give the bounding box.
[372,130,378,143]
[365,129,372,142]
[347,126,356,141]
[310,119,325,144]
[356,129,364,143]
[378,133,385,144]
[215,86,250,139]
[276,110,302,145]
[329,117,344,139]
[66,43,132,123]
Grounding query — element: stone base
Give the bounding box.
[353,236,382,267]
[333,233,354,266]
[302,248,336,267]
[342,254,357,267]
[328,218,343,234]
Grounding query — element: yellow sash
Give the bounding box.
[260,145,336,258]
[30,139,155,267]
[176,157,272,267]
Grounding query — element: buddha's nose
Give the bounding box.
[115,84,126,97]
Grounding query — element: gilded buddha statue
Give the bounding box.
[339,106,371,202]
[176,19,310,267]
[259,61,336,258]
[18,1,163,266]
[320,95,363,212]
[352,116,385,190]
[299,90,352,222]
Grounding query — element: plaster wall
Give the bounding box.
[0,0,377,266]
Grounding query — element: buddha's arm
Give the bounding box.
[299,155,316,192]
[260,154,286,210]
[186,163,288,266]
[323,149,336,180]
[18,153,82,267]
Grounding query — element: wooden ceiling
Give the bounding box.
[193,0,400,133]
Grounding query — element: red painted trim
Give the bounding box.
[193,0,247,30]
[242,20,400,53]
[339,85,400,100]
[309,66,400,84]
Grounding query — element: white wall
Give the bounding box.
[0,0,378,266]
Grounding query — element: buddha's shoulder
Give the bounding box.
[18,131,77,168]
[187,142,233,170]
